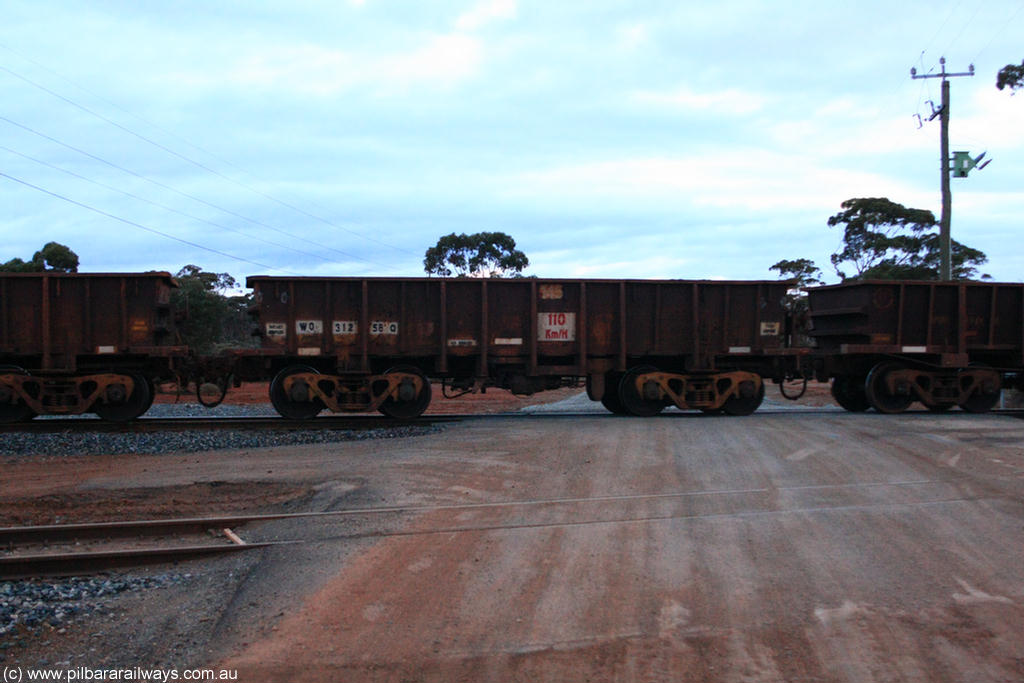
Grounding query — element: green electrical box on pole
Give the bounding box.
[952,151,990,178]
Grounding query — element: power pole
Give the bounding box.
[911,57,974,281]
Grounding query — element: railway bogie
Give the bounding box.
[265,363,432,419]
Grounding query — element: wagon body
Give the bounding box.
[241,276,796,417]
[808,280,1024,370]
[806,280,1024,413]
[0,272,184,372]
[245,276,792,377]
[0,272,187,421]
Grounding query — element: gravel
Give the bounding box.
[3,403,445,457]
[0,573,188,644]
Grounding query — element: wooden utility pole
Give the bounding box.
[911,57,974,281]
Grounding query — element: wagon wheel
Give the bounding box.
[378,365,432,419]
[959,366,1001,414]
[269,365,324,420]
[721,378,765,416]
[0,365,36,423]
[864,362,913,414]
[830,375,870,412]
[599,372,629,415]
[618,366,665,417]
[142,377,157,413]
[94,373,153,422]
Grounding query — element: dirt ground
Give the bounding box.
[3,383,831,526]
[8,383,1024,681]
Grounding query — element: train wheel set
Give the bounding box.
[589,367,766,417]
[2,273,1022,422]
[0,367,158,422]
[267,364,433,420]
[832,361,1004,415]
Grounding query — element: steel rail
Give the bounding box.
[1,515,302,579]
[5,404,1022,434]
[0,542,291,580]
[0,477,954,546]
[1,477,986,579]
[0,473,995,579]
[0,414,461,434]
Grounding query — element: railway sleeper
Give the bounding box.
[0,372,151,422]
[622,370,764,416]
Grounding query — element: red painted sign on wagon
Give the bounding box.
[538,312,576,341]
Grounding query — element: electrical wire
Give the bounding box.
[0,113,398,270]
[942,2,985,59]
[0,170,300,275]
[0,51,419,258]
[0,144,336,265]
[920,0,963,60]
[972,2,1024,65]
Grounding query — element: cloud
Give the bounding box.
[958,86,1024,150]
[176,33,484,96]
[507,150,927,214]
[455,0,517,32]
[767,106,932,159]
[630,85,766,115]
[616,22,649,50]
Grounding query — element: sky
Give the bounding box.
[1,1,1022,286]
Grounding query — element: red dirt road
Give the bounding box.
[215,411,1024,682]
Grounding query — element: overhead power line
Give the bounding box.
[920,0,963,59]
[0,145,337,265]
[942,3,985,58]
[0,170,299,275]
[0,54,419,258]
[0,114,398,271]
[972,3,1024,64]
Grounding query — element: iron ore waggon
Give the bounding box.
[808,280,1024,413]
[0,272,187,422]
[238,276,800,418]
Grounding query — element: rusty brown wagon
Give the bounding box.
[237,277,803,418]
[808,280,1024,413]
[0,272,187,422]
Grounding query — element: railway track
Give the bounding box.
[4,405,1022,434]
[0,515,299,580]
[0,409,839,434]
[0,414,463,434]
[0,474,998,580]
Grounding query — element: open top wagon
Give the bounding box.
[237,276,801,418]
[0,272,187,422]
[807,280,1024,413]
